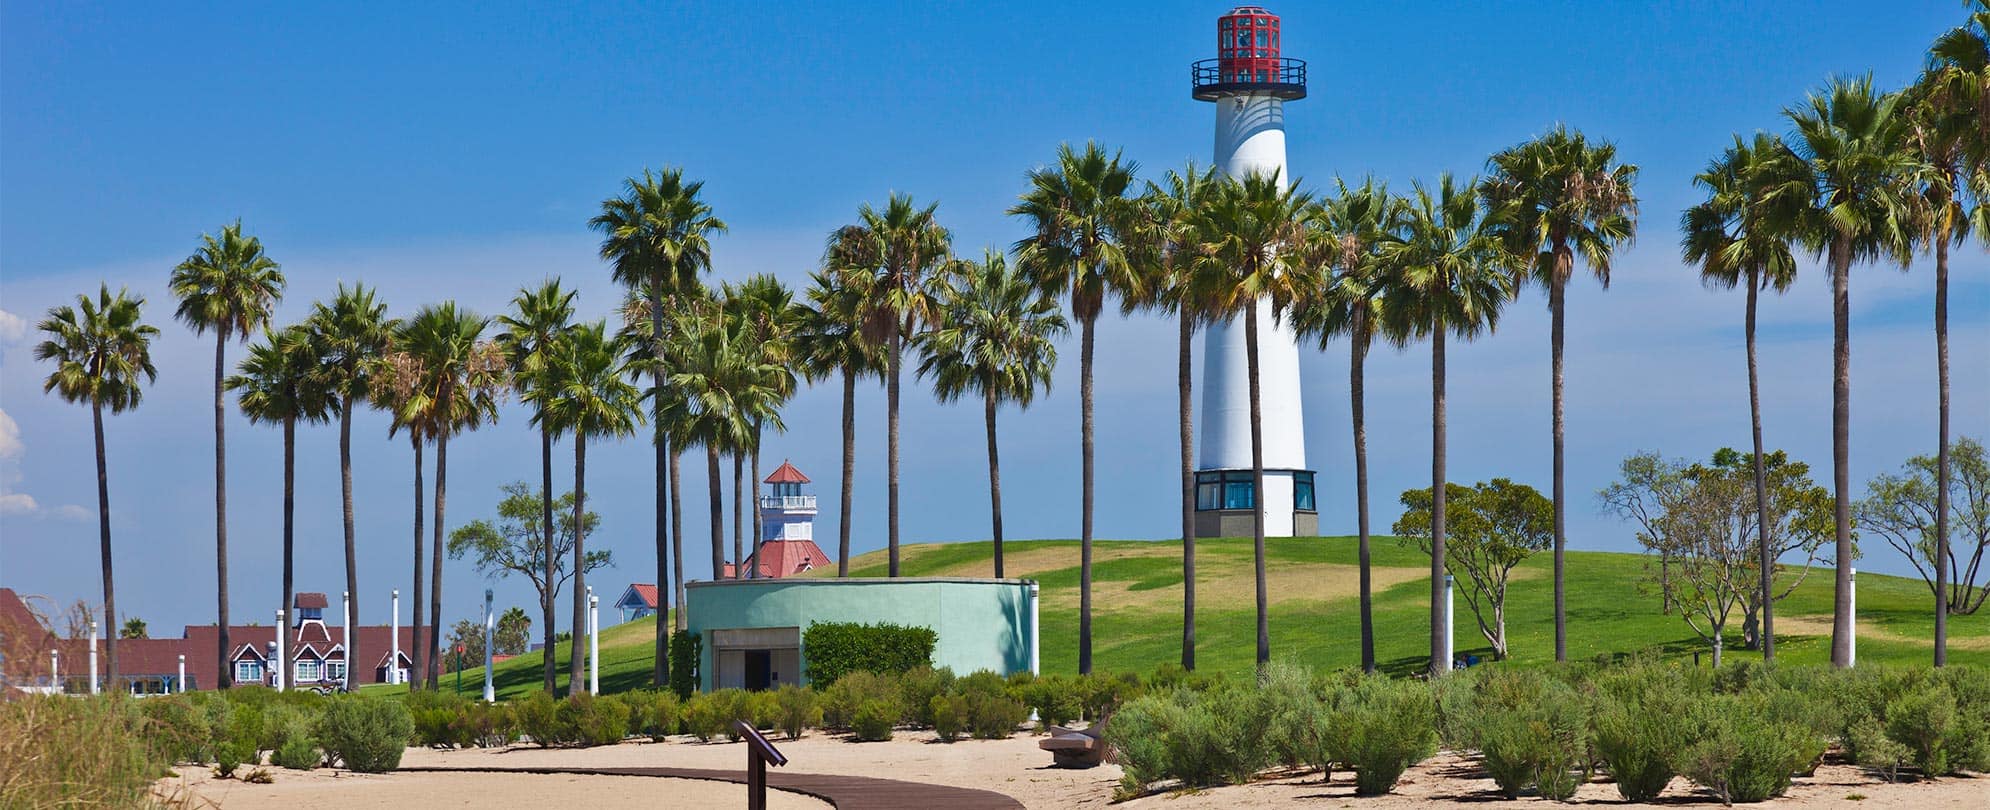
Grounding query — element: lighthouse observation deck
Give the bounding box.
[1191,58,1307,101]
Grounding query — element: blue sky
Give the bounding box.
[2,2,1985,637]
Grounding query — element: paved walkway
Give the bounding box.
[402,764,1026,809]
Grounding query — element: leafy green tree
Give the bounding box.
[496,606,532,656]
[1681,133,1805,661]
[1392,479,1552,660]
[830,194,951,579]
[721,275,799,577]
[448,482,609,655]
[917,249,1066,577]
[390,303,505,686]
[495,279,577,692]
[1602,449,1836,665]
[35,285,159,686]
[1376,174,1516,676]
[1191,171,1315,668]
[793,269,884,577]
[229,324,336,628]
[119,617,146,640]
[591,168,725,683]
[306,283,395,690]
[1010,143,1137,674]
[169,221,283,687]
[1858,437,1990,617]
[1782,75,1921,667]
[1294,177,1406,673]
[1481,126,1640,663]
[1128,161,1221,671]
[665,305,792,587]
[536,321,643,692]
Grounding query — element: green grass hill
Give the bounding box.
[371,537,1986,699]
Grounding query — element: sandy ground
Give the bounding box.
[157,732,1988,809]
[158,767,828,809]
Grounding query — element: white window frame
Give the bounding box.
[326,661,347,682]
[295,659,322,682]
[235,660,262,683]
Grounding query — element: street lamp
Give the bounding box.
[588,590,600,695]
[483,588,496,703]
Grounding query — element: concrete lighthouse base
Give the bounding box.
[1193,467,1320,538]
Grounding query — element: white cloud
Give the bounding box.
[53,504,90,522]
[0,408,22,459]
[0,492,37,515]
[0,308,23,344]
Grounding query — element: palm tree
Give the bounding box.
[917,250,1067,577]
[793,269,884,577]
[666,306,792,587]
[1910,10,1987,665]
[1681,133,1805,661]
[722,275,798,578]
[538,321,644,693]
[306,284,394,691]
[592,168,725,680]
[1481,127,1640,664]
[169,221,283,688]
[1129,161,1220,671]
[620,289,704,628]
[496,280,577,692]
[1292,177,1405,674]
[1009,143,1139,674]
[828,194,951,578]
[1377,174,1516,677]
[1192,171,1314,668]
[374,351,429,687]
[1783,75,1921,668]
[394,304,503,685]
[34,285,159,689]
[228,324,336,636]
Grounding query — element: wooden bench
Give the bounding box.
[1039,720,1109,768]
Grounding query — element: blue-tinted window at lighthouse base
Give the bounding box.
[1294,471,1316,512]
[1194,471,1256,511]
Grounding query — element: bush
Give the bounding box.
[1331,676,1437,796]
[1256,662,1326,770]
[1017,673,1082,731]
[822,671,902,730]
[1475,693,1587,799]
[669,629,702,701]
[681,692,732,742]
[801,621,937,686]
[139,695,212,765]
[215,738,253,778]
[1106,693,1179,798]
[930,695,964,742]
[515,691,562,747]
[1078,671,1144,722]
[897,666,954,727]
[559,692,629,747]
[1849,716,1911,782]
[1678,695,1808,804]
[272,735,320,770]
[774,685,821,740]
[1592,686,1690,801]
[316,697,414,773]
[852,699,898,742]
[649,691,683,741]
[956,670,1029,739]
[406,689,468,748]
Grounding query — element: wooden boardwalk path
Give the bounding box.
[402,764,1027,809]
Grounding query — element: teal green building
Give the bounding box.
[683,577,1039,691]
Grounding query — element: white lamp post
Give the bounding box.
[1442,575,1456,673]
[483,588,496,703]
[274,609,286,691]
[588,591,600,695]
[88,620,99,695]
[1848,567,1858,669]
[340,590,351,691]
[390,589,401,685]
[50,650,59,693]
[1029,581,1041,677]
[177,654,186,694]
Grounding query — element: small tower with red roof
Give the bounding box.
[730,460,833,578]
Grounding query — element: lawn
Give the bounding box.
[375,536,1987,699]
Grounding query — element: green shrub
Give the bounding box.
[1079,670,1143,721]
[801,621,936,686]
[1885,684,1958,776]
[1331,676,1437,796]
[515,691,563,747]
[649,691,683,741]
[215,738,252,777]
[272,735,319,770]
[453,701,519,748]
[1678,696,1807,804]
[1591,687,1690,802]
[747,690,781,731]
[139,695,212,765]
[1256,662,1326,770]
[1474,690,1587,800]
[1106,693,1179,798]
[669,630,702,701]
[822,671,901,730]
[682,692,731,742]
[1017,673,1082,731]
[1160,687,1270,787]
[956,670,1028,739]
[1849,716,1911,782]
[559,692,629,747]
[316,697,413,773]
[852,699,897,742]
[774,685,820,740]
[930,695,964,742]
[897,666,954,727]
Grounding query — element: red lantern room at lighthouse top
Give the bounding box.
[1192,6,1306,101]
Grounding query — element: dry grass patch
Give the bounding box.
[1773,615,1990,651]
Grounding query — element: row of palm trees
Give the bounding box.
[1682,3,1988,667]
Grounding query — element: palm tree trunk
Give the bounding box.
[541,424,558,693]
[839,369,856,578]
[1245,308,1268,667]
[1934,236,1950,666]
[1746,270,1775,663]
[429,429,448,686]
[94,400,118,687]
[985,389,1004,578]
[1830,237,1854,668]
[1353,332,1375,674]
[282,414,296,655]
[888,331,903,578]
[751,424,763,578]
[655,297,672,685]
[1551,281,1567,664]
[708,445,725,583]
[1822,237,1854,668]
[1431,325,1449,678]
[410,435,425,690]
[1178,311,1196,672]
[213,333,230,688]
[671,448,686,631]
[1078,314,1096,675]
[340,402,359,692]
[569,435,589,693]
[732,453,745,578]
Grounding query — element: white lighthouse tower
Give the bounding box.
[1191,6,1318,538]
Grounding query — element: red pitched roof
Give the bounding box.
[764,460,810,484]
[621,584,659,609]
[293,592,329,610]
[724,540,834,580]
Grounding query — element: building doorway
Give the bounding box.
[712,627,800,691]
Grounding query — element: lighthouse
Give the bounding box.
[1190,6,1318,538]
